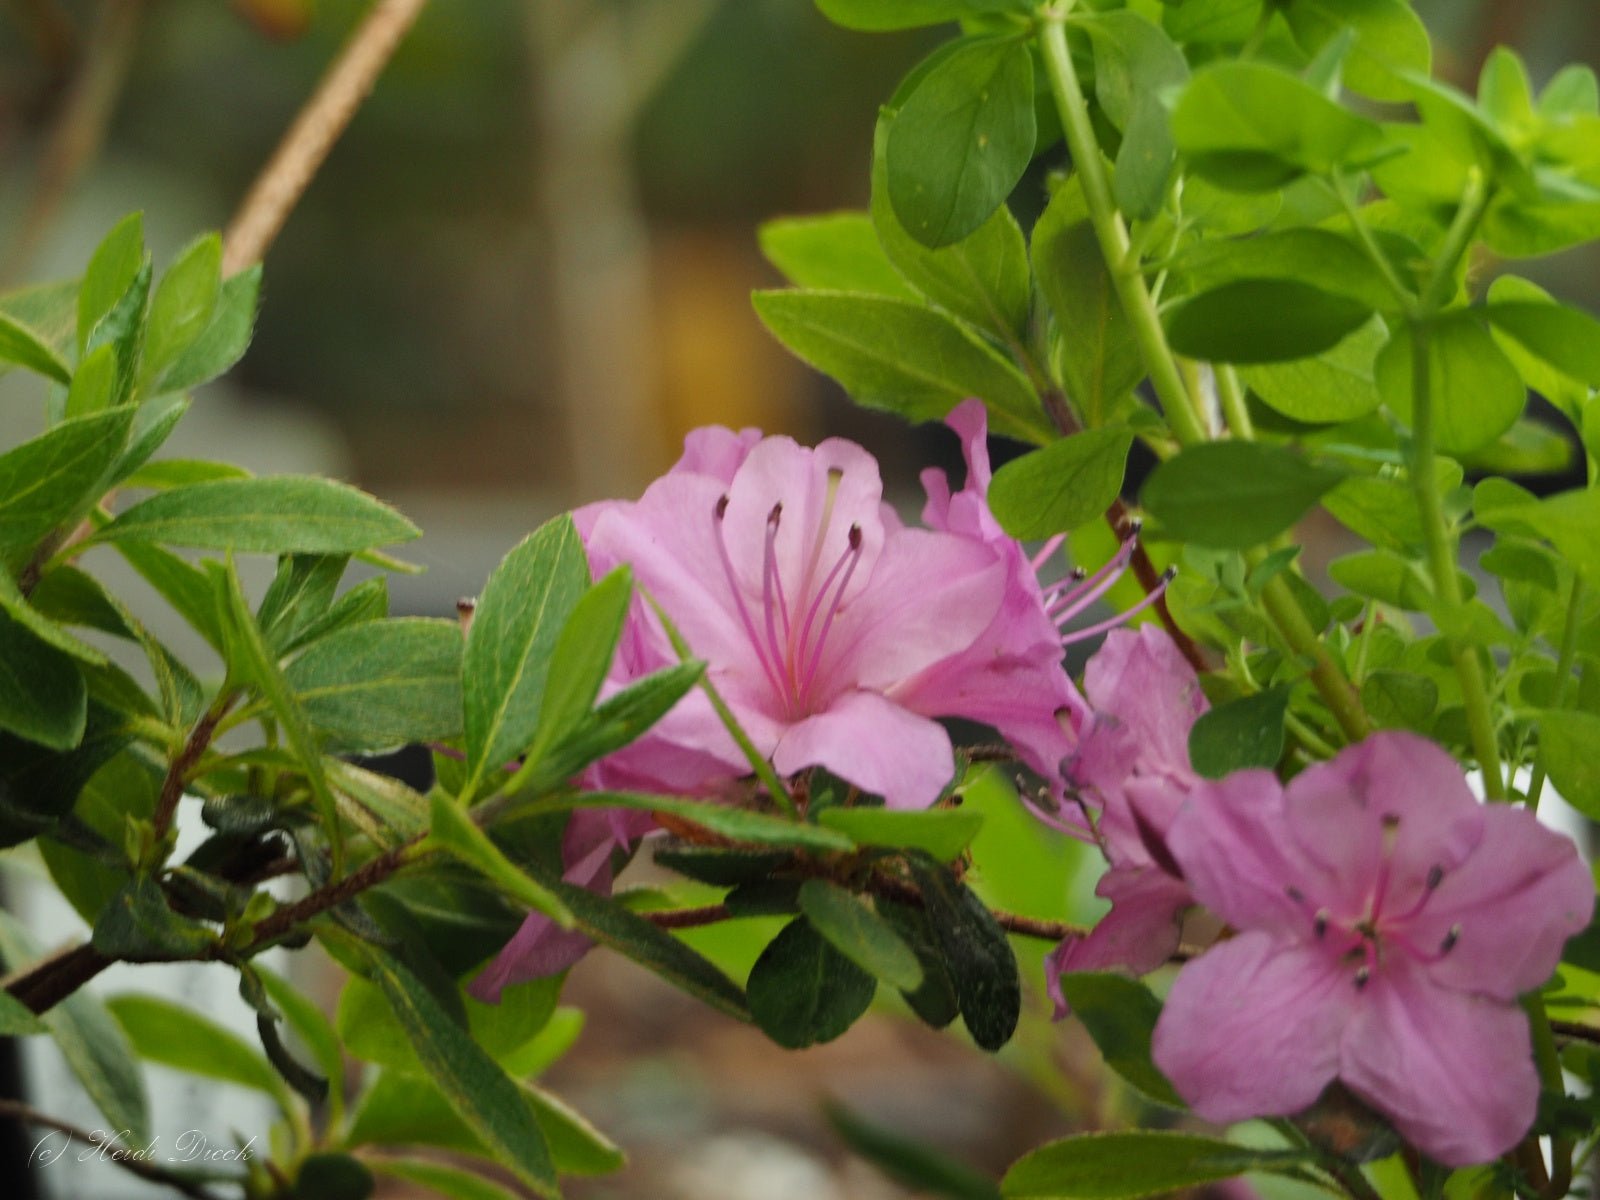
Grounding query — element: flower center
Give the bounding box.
[1287,814,1461,990]
[712,487,864,719]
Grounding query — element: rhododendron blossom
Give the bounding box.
[579,415,1085,810]
[1046,625,1208,1010]
[1152,732,1593,1166]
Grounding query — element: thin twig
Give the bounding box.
[221,0,430,275]
[0,1097,221,1198]
[151,696,238,838]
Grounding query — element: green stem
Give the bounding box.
[1407,318,1504,798]
[1524,994,1574,1199]
[1214,364,1255,440]
[1527,576,1586,811]
[1037,14,1207,447]
[1331,175,1416,313]
[1038,9,1369,743]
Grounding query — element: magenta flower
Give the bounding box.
[582,422,1020,809]
[898,399,1087,786]
[1046,626,1207,1010]
[1152,732,1593,1166]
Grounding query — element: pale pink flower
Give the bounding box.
[1152,732,1593,1166]
[1046,626,1208,1009]
[583,425,1015,810]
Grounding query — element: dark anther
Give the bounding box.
[1071,566,1088,580]
[1286,885,1306,904]
[1160,565,1179,582]
[1440,924,1461,954]
[848,524,863,550]
[1424,864,1443,891]
[1381,813,1401,831]
[768,502,783,525]
[1313,910,1329,939]
[1354,966,1371,991]
[715,495,730,519]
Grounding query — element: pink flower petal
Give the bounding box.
[1046,866,1189,1015]
[676,425,762,483]
[1166,772,1311,940]
[1153,931,1355,1123]
[1083,627,1206,773]
[771,690,955,810]
[1284,733,1484,919]
[1410,803,1593,1001]
[1340,959,1540,1166]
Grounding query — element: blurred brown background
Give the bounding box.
[0,1,1596,1196]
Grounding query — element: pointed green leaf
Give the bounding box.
[816,805,982,862]
[1004,1132,1304,1199]
[430,793,572,925]
[989,429,1134,539]
[0,407,133,560]
[759,212,918,299]
[798,880,923,991]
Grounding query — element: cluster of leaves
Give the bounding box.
[748,0,1600,1196]
[0,217,1058,1197]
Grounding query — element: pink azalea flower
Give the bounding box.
[582,423,1017,810]
[1046,625,1209,1009]
[897,400,1087,786]
[1152,731,1593,1166]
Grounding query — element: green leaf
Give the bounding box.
[531,790,855,853]
[0,608,85,750]
[797,880,923,991]
[1187,687,1290,778]
[552,880,751,1020]
[64,344,117,418]
[747,915,877,1048]
[0,910,149,1144]
[216,557,343,861]
[1329,549,1432,610]
[158,264,261,393]
[1478,489,1600,587]
[107,993,291,1110]
[1173,229,1398,314]
[1282,0,1432,102]
[77,213,145,352]
[1054,974,1181,1106]
[1484,300,1600,390]
[1171,61,1385,190]
[1003,1132,1302,1199]
[91,875,215,959]
[83,259,151,408]
[462,515,590,797]
[0,407,133,562]
[1142,442,1346,550]
[515,661,704,794]
[1031,178,1143,424]
[364,948,557,1196]
[1539,710,1600,818]
[431,793,573,925]
[0,280,76,376]
[1376,317,1527,456]
[1166,280,1373,364]
[871,112,1032,341]
[815,0,1027,31]
[142,233,222,383]
[752,290,1048,443]
[258,551,349,651]
[816,806,982,862]
[1361,669,1439,731]
[0,566,106,665]
[989,429,1134,538]
[759,212,918,299]
[95,475,420,553]
[113,539,224,650]
[120,457,251,490]
[1486,277,1589,422]
[286,617,463,751]
[1082,12,1189,218]
[522,567,631,769]
[879,899,960,1028]
[255,966,344,1094]
[0,310,72,383]
[907,855,1020,1051]
[826,1101,1002,1200]
[525,1082,629,1175]
[1239,317,1386,423]
[371,1158,525,1200]
[0,989,46,1035]
[1163,0,1262,43]
[886,37,1035,248]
